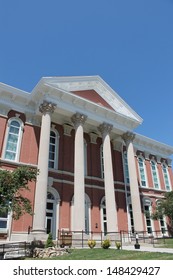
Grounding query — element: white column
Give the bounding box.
[122,132,144,232]
[32,101,56,238]
[98,123,118,233]
[71,113,87,232]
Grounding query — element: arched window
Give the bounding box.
[143,198,153,234]
[123,151,130,184]
[46,188,60,240]
[138,156,147,187]
[100,197,107,235]
[151,160,160,189]
[3,118,23,161]
[49,130,59,169]
[162,163,171,191]
[100,144,104,179]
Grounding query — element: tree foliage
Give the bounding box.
[152,191,173,233]
[0,166,38,220]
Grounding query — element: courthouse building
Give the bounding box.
[0,75,173,241]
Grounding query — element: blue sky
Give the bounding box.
[0,0,173,148]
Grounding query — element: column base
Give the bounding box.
[29,230,48,242]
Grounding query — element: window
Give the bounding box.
[143,199,153,234]
[46,189,60,240]
[100,144,104,178]
[151,160,160,189]
[162,163,171,191]
[0,208,9,234]
[3,118,23,161]
[138,156,147,187]
[49,130,59,169]
[100,197,107,235]
[156,200,167,234]
[129,203,134,233]
[123,151,130,184]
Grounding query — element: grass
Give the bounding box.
[154,238,173,248]
[31,248,173,260]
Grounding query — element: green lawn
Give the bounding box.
[40,248,173,260]
[154,238,173,248]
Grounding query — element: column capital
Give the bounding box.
[122,131,135,146]
[71,112,87,128]
[39,100,56,115]
[98,122,113,137]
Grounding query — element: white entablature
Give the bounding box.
[0,75,173,157]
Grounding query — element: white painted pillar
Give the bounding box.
[122,132,144,232]
[98,123,118,233]
[32,101,56,237]
[71,113,87,232]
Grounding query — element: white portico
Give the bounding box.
[29,75,144,239]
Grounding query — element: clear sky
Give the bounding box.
[0,0,173,148]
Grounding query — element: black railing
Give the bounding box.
[0,242,30,260]
[57,230,122,248]
[57,229,173,249]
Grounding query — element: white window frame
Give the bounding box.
[46,187,60,240]
[143,198,153,235]
[2,117,24,162]
[48,129,59,170]
[123,151,130,184]
[162,162,171,191]
[100,196,107,235]
[138,156,148,187]
[0,207,11,234]
[150,160,160,190]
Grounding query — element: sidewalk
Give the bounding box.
[122,244,173,254]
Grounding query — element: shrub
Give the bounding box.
[29,239,44,257]
[88,240,96,249]
[101,239,111,249]
[45,233,54,248]
[115,241,121,249]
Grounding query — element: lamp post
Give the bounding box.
[134,232,140,249]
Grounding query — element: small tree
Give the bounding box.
[152,191,173,235]
[45,233,54,248]
[0,166,38,219]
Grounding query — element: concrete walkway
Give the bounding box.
[122,245,173,254]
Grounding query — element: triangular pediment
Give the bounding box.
[39,75,143,124]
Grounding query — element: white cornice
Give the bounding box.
[33,76,143,125]
[134,133,173,157]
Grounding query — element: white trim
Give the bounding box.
[162,162,171,191]
[142,197,154,235]
[49,128,59,170]
[47,187,60,240]
[2,117,24,162]
[137,155,148,188]
[150,159,160,190]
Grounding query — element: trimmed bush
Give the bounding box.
[88,240,96,249]
[101,239,111,249]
